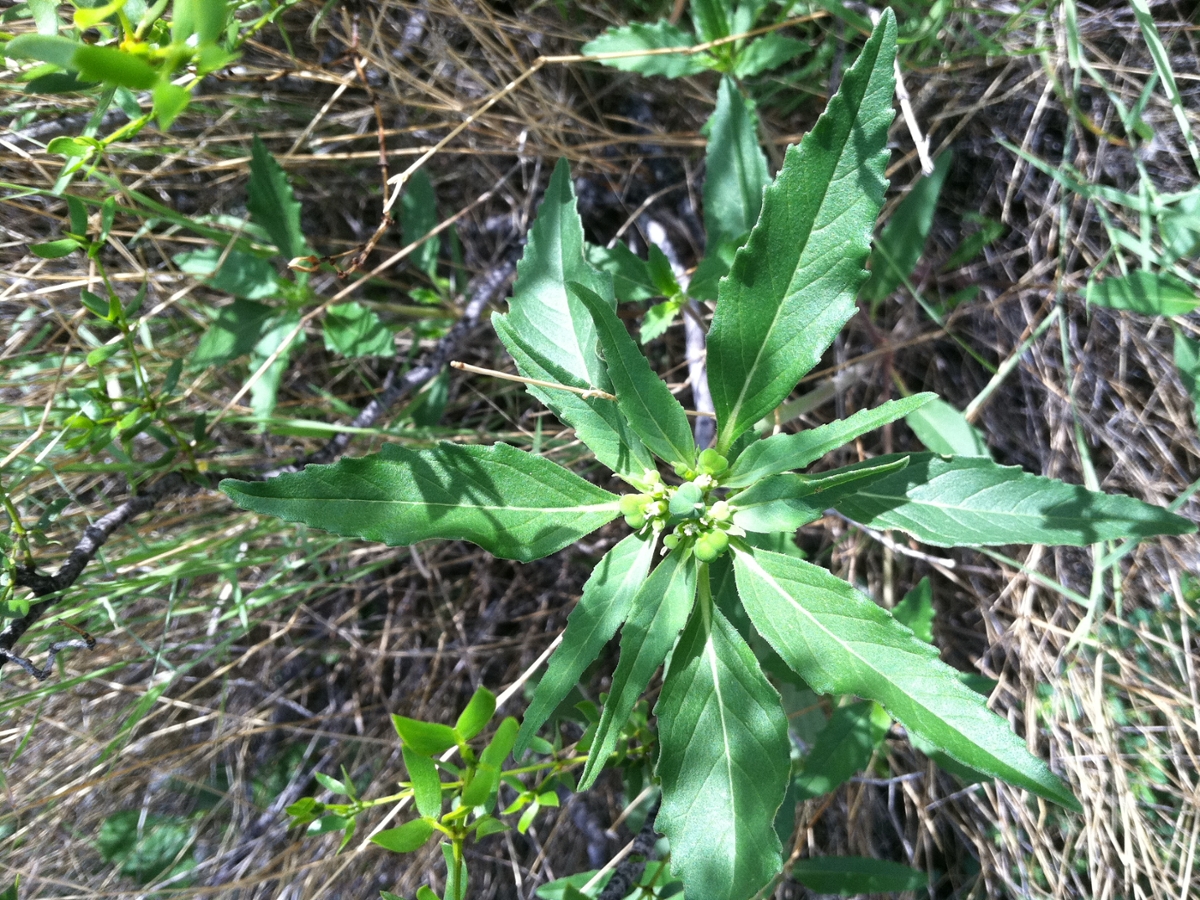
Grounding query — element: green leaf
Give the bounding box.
[579,546,698,790]
[831,452,1195,547]
[731,545,1080,809]
[72,45,157,90]
[173,0,228,44]
[314,772,349,795]
[730,457,910,533]
[655,603,790,900]
[249,311,302,420]
[704,77,770,255]
[793,701,890,801]
[904,396,990,457]
[28,0,58,34]
[323,301,395,358]
[73,0,125,28]
[493,316,655,484]
[416,887,440,900]
[0,877,16,900]
[791,857,925,894]
[372,819,434,854]
[722,394,936,488]
[67,194,87,235]
[639,298,684,343]
[455,686,497,741]
[516,532,657,754]
[5,33,78,68]
[495,159,654,484]
[536,871,613,900]
[707,12,896,453]
[402,745,443,818]
[220,441,620,563]
[585,241,657,302]
[97,810,194,884]
[190,298,274,368]
[1086,269,1199,316]
[402,168,441,278]
[24,71,99,93]
[248,135,309,262]
[480,717,518,768]
[30,238,80,259]
[392,716,457,756]
[582,21,711,79]
[690,0,730,41]
[860,150,952,304]
[732,33,806,78]
[175,247,280,300]
[503,159,614,389]
[152,81,190,131]
[1173,330,1200,428]
[891,577,934,644]
[571,282,695,467]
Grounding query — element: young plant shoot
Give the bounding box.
[221,13,1193,900]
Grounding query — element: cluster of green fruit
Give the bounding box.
[616,448,739,561]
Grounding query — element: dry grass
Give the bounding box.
[1,1,1198,898]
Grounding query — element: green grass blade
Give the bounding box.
[707,11,896,453]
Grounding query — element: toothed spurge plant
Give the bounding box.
[222,13,1194,900]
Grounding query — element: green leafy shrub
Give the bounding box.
[219,13,1193,898]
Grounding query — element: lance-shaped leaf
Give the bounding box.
[493,316,654,484]
[220,442,619,563]
[494,161,654,483]
[704,76,770,255]
[571,283,696,467]
[731,546,1080,809]
[655,602,790,900]
[248,135,311,262]
[707,12,896,454]
[731,457,910,533]
[722,394,936,488]
[830,453,1195,547]
[579,547,697,790]
[515,532,658,755]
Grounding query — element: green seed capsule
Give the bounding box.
[624,512,646,529]
[619,494,645,516]
[662,533,680,550]
[698,448,729,475]
[694,534,719,562]
[706,530,729,554]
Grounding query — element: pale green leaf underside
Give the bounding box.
[704,76,770,253]
[831,453,1195,547]
[220,441,619,563]
[515,533,657,754]
[656,605,790,900]
[493,314,654,484]
[722,393,935,489]
[905,397,990,458]
[572,283,695,467]
[707,12,897,453]
[580,547,697,790]
[732,546,1079,809]
[582,21,710,79]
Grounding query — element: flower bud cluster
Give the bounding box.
[619,452,741,562]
